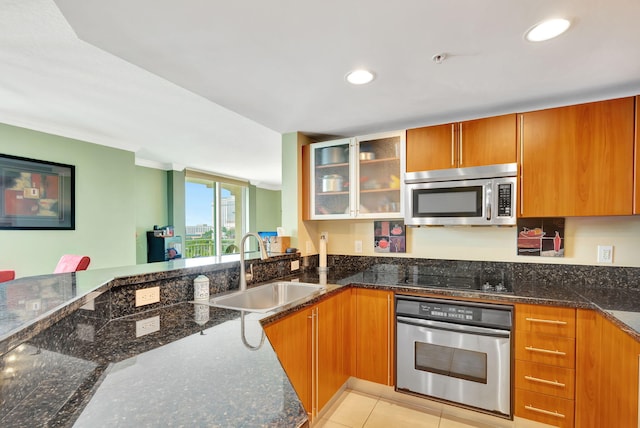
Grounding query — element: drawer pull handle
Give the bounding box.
[525,405,566,418]
[525,317,568,325]
[524,375,566,387]
[525,346,566,356]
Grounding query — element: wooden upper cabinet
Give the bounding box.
[519,97,635,217]
[406,123,455,171]
[406,114,517,172]
[460,114,518,167]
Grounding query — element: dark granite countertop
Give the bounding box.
[1,302,308,427]
[2,257,640,427]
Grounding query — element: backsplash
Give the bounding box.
[301,254,640,290]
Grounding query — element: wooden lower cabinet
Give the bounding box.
[263,306,313,412]
[316,288,351,411]
[263,289,351,419]
[354,288,394,386]
[515,304,576,427]
[576,309,640,427]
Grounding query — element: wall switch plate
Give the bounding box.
[291,260,300,271]
[355,240,363,253]
[135,286,160,307]
[136,316,160,337]
[306,240,313,254]
[597,245,613,263]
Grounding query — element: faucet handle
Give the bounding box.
[245,263,254,282]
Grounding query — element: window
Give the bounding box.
[185,170,248,257]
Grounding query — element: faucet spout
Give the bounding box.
[239,232,269,291]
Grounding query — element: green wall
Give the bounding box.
[0,123,137,277]
[135,166,169,264]
[255,187,282,233]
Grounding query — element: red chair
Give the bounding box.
[54,255,91,273]
[0,270,15,283]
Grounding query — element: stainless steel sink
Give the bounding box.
[210,281,326,313]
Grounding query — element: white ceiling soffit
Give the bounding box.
[3,1,640,191]
[0,0,282,190]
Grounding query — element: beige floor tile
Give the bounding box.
[440,403,513,428]
[363,399,441,428]
[324,390,378,428]
[513,416,556,428]
[312,417,353,428]
[439,412,513,428]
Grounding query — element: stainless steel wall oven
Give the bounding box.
[395,295,513,418]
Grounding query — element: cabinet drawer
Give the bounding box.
[516,388,574,428]
[515,360,575,399]
[515,331,575,368]
[516,304,576,338]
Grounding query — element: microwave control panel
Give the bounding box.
[497,183,512,217]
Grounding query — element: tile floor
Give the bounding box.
[313,384,553,428]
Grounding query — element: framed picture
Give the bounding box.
[0,154,75,230]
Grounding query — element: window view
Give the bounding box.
[185,174,247,257]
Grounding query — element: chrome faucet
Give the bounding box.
[239,232,269,291]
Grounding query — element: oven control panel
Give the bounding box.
[396,296,513,329]
[419,302,481,321]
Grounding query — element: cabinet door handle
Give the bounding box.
[519,114,524,215]
[525,317,568,325]
[524,375,566,388]
[525,405,566,419]
[458,122,463,166]
[450,123,455,167]
[525,346,566,356]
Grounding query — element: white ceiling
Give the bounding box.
[2,0,640,190]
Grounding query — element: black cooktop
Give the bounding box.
[359,264,513,293]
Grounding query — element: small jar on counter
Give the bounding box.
[193,275,210,301]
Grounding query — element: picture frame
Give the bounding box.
[0,154,75,230]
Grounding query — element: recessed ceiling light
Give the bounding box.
[346,69,375,85]
[525,18,571,42]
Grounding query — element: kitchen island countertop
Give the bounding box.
[2,259,640,427]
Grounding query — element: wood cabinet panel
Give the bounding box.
[516,388,575,428]
[264,307,313,413]
[635,95,639,214]
[406,124,455,172]
[515,304,576,338]
[519,97,635,217]
[406,114,517,172]
[516,331,575,368]
[515,360,575,399]
[459,114,517,167]
[574,309,601,427]
[317,289,351,411]
[576,310,640,427]
[355,288,393,385]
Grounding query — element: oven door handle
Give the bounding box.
[397,316,511,338]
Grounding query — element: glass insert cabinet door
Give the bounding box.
[309,131,404,219]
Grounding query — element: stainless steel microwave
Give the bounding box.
[404,163,517,226]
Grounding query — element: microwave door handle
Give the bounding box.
[486,185,492,220]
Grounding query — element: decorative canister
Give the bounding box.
[194,303,210,326]
[193,275,210,301]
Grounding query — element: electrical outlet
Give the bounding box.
[597,245,613,263]
[355,240,363,253]
[321,231,328,243]
[136,316,160,337]
[306,240,313,254]
[291,260,300,271]
[135,286,160,307]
